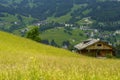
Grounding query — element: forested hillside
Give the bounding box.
[0,0,120,48]
[0,0,120,32]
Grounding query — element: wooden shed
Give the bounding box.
[74,39,114,57]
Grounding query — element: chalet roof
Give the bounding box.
[74,39,100,50]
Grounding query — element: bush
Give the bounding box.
[106,54,113,58]
[26,26,41,42]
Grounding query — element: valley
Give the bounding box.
[0,0,120,48]
[0,0,120,79]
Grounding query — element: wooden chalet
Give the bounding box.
[74,39,114,57]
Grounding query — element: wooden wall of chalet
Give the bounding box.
[77,41,114,57]
[86,42,113,50]
[78,49,113,57]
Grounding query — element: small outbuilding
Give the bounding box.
[74,39,114,57]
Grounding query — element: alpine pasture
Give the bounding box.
[0,31,120,80]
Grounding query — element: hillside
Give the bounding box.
[40,27,87,47]
[0,31,75,56]
[0,0,120,50]
[0,31,120,79]
[0,0,120,32]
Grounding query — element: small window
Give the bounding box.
[97,44,102,47]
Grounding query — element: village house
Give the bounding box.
[74,39,115,57]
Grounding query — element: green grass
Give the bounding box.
[0,13,20,29]
[0,13,36,30]
[21,15,37,25]
[76,17,94,26]
[40,27,87,46]
[47,14,71,23]
[46,4,83,23]
[82,9,92,16]
[0,13,19,22]
[0,31,120,80]
[0,31,75,56]
[46,4,94,26]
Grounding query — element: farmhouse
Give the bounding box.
[74,39,114,57]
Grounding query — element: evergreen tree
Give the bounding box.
[50,40,58,47]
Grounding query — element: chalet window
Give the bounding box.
[97,44,102,47]
[83,41,89,44]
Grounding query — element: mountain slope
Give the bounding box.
[40,27,87,46]
[0,31,120,80]
[0,31,76,56]
[0,0,120,33]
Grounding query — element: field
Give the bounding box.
[0,31,120,80]
[46,4,82,23]
[0,13,36,31]
[40,27,87,46]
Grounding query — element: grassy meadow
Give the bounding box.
[40,27,87,46]
[0,31,120,80]
[46,4,82,23]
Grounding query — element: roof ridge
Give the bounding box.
[74,39,100,50]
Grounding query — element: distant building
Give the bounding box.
[115,30,120,34]
[65,24,73,27]
[74,39,115,57]
[33,21,48,26]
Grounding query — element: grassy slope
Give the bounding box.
[46,4,94,26]
[40,28,87,46]
[46,4,82,23]
[0,13,36,30]
[0,31,120,80]
[0,31,75,57]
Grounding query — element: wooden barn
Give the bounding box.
[74,39,114,57]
